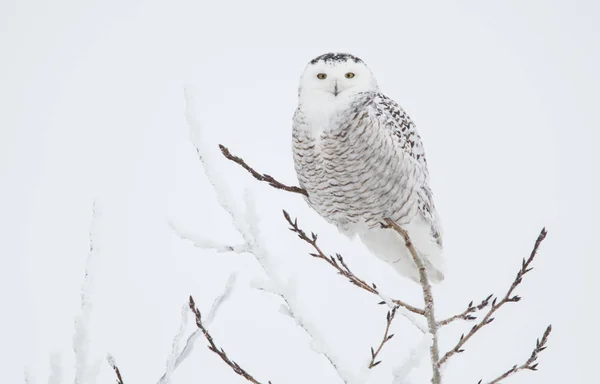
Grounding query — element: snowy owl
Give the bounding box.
[292,53,444,283]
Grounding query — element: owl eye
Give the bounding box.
[317,73,327,79]
[345,72,355,79]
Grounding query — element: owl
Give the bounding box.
[292,53,445,283]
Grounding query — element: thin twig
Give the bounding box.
[283,210,424,316]
[219,145,308,197]
[188,296,271,384]
[481,325,552,384]
[438,295,493,327]
[106,355,124,384]
[383,218,441,384]
[368,306,399,369]
[437,228,548,368]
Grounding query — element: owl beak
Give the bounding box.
[333,81,339,96]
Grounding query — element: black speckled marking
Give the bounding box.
[309,53,363,65]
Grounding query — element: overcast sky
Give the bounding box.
[1,1,598,383]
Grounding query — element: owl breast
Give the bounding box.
[292,98,424,236]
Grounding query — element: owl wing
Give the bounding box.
[370,93,443,246]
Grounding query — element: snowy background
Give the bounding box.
[1,0,598,383]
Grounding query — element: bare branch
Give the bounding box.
[438,295,493,327]
[283,210,424,317]
[437,228,548,368]
[481,325,552,384]
[368,306,399,369]
[189,296,270,384]
[219,144,308,197]
[383,218,441,384]
[106,355,124,384]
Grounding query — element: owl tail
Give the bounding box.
[359,222,445,284]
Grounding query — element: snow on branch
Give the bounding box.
[106,354,125,384]
[157,273,237,384]
[168,220,248,254]
[73,201,103,384]
[392,333,433,384]
[182,87,356,383]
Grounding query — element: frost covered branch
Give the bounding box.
[368,306,398,369]
[183,87,355,383]
[480,325,552,384]
[219,144,308,197]
[383,218,441,384]
[188,296,270,384]
[157,273,237,384]
[437,228,549,368]
[74,202,103,384]
[168,220,248,253]
[282,210,424,317]
[392,333,433,384]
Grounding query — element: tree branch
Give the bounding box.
[480,325,552,384]
[383,218,441,384]
[189,296,271,384]
[219,145,308,197]
[437,228,548,368]
[368,306,399,369]
[107,355,124,384]
[437,295,493,327]
[283,210,424,317]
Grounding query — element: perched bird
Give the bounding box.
[292,53,444,283]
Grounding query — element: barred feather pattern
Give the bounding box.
[292,91,444,282]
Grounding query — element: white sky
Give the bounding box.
[1,0,598,383]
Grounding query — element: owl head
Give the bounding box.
[298,53,379,101]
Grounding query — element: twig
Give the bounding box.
[438,295,493,327]
[219,144,308,197]
[106,355,124,384]
[480,325,552,384]
[437,228,548,368]
[189,296,270,384]
[383,218,441,384]
[283,210,424,316]
[368,306,398,369]
[158,274,237,384]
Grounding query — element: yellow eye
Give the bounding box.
[317,73,327,79]
[345,72,355,79]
